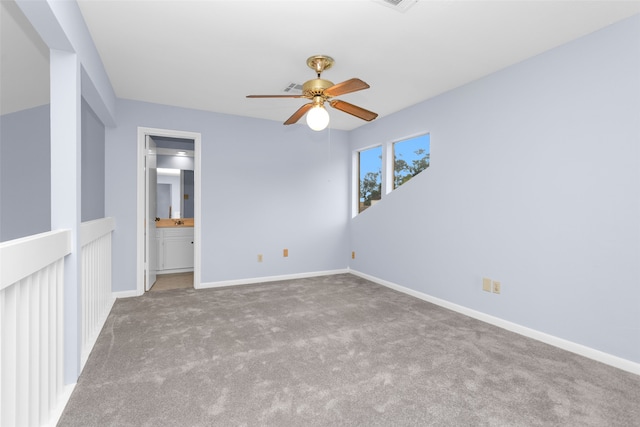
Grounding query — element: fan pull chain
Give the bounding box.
[327,126,332,182]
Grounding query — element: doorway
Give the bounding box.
[137,127,201,295]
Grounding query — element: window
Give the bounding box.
[393,134,430,189]
[353,133,430,216]
[358,146,382,213]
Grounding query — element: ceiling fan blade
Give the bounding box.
[329,99,378,122]
[247,94,306,98]
[284,103,314,125]
[323,78,370,98]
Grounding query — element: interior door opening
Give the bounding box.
[152,136,196,291]
[138,127,201,295]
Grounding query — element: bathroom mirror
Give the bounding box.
[153,137,195,219]
[157,168,194,219]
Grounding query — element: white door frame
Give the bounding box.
[137,127,202,295]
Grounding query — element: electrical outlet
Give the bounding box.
[283,249,288,257]
[482,277,492,292]
[492,280,501,294]
[257,254,263,262]
[352,251,356,259]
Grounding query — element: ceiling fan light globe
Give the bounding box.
[306,105,329,131]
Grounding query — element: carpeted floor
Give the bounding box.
[58,274,640,426]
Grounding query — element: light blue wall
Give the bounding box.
[0,99,100,237]
[0,105,51,241]
[106,100,350,291]
[348,15,640,363]
[81,97,105,221]
[0,98,104,237]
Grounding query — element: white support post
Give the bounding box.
[50,49,82,385]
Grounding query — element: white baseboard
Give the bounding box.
[199,268,349,289]
[157,268,194,275]
[349,269,640,376]
[112,289,142,299]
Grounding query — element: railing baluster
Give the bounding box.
[0,219,114,426]
[80,218,115,371]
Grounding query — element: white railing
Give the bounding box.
[0,230,71,427]
[80,217,115,370]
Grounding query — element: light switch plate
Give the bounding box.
[492,280,501,294]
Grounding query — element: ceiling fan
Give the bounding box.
[246,55,378,131]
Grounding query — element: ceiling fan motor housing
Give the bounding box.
[303,78,334,98]
[246,54,377,126]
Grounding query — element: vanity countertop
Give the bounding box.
[156,218,194,228]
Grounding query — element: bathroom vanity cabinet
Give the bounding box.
[156,227,194,274]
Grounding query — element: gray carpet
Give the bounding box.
[58,274,640,426]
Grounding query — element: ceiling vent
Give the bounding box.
[283,82,304,94]
[372,0,418,13]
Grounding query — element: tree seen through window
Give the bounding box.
[359,146,382,213]
[356,133,430,215]
[393,134,430,189]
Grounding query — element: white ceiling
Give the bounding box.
[1,0,50,115]
[3,1,640,130]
